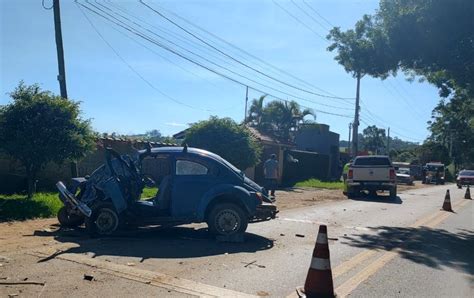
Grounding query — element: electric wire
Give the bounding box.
[78,1,354,117]
[139,0,352,100]
[272,0,327,42]
[301,0,335,28]
[76,1,352,118]
[290,0,330,31]
[134,0,352,101]
[76,2,215,112]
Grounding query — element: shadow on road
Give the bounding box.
[342,226,474,275]
[348,193,403,204]
[32,225,274,263]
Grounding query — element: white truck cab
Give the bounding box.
[346,155,397,198]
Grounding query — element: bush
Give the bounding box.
[184,117,261,169]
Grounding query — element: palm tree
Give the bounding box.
[262,100,315,141]
[247,95,266,127]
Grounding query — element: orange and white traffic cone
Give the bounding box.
[442,189,453,212]
[465,185,471,200]
[301,225,335,298]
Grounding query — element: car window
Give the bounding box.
[460,170,474,176]
[353,157,391,166]
[176,160,209,175]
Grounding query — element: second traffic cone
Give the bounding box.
[465,185,472,200]
[442,189,453,212]
[303,225,335,298]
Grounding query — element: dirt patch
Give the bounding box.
[274,187,344,211]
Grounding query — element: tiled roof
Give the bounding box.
[246,126,294,146]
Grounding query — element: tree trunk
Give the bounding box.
[26,166,37,199]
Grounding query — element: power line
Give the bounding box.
[77,1,353,119]
[76,2,214,112]
[272,0,327,42]
[290,0,330,32]
[140,0,352,101]
[138,1,352,101]
[79,1,354,115]
[301,0,335,28]
[97,0,351,111]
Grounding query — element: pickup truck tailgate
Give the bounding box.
[353,167,390,181]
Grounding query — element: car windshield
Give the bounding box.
[459,170,474,176]
[354,157,391,166]
[426,165,444,171]
[397,168,410,175]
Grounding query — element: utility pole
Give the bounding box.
[53,0,77,177]
[53,0,68,99]
[352,71,361,157]
[244,86,249,123]
[387,127,390,156]
[348,122,352,156]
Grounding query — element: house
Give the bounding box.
[294,123,341,179]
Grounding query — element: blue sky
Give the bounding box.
[1,0,440,142]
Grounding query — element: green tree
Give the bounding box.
[184,117,261,170]
[0,82,96,197]
[415,141,450,166]
[375,0,474,97]
[427,92,474,169]
[361,125,386,153]
[247,95,266,127]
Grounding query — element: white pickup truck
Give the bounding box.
[345,155,397,198]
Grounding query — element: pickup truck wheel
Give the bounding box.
[85,203,120,236]
[57,206,84,228]
[390,187,397,199]
[207,203,248,236]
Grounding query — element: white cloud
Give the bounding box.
[164,122,187,127]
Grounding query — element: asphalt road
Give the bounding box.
[1,184,472,297]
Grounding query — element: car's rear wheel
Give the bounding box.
[207,203,248,236]
[390,187,397,199]
[85,203,120,236]
[57,206,84,228]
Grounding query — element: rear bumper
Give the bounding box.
[252,203,278,222]
[347,181,396,191]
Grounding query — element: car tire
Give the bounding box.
[85,203,121,236]
[390,187,397,199]
[57,206,84,228]
[207,203,248,236]
[346,187,357,199]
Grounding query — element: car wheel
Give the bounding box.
[57,206,84,228]
[390,187,397,199]
[207,203,248,236]
[346,187,357,199]
[85,203,120,236]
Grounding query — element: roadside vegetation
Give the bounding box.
[295,179,344,190]
[0,192,62,222]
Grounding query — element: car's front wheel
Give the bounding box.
[85,203,120,236]
[57,206,84,228]
[207,203,248,236]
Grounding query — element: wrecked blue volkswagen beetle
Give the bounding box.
[56,146,277,236]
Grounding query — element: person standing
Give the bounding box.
[264,154,279,198]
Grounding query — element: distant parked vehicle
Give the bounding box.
[344,155,397,199]
[396,167,414,185]
[423,162,445,185]
[456,169,474,189]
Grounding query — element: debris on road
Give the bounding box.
[126,262,135,266]
[280,233,285,236]
[295,234,305,238]
[0,281,45,286]
[83,274,94,281]
[242,260,266,269]
[243,260,257,268]
[328,237,339,241]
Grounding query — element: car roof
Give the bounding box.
[355,155,390,159]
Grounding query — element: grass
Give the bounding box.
[0,186,160,222]
[295,178,345,190]
[0,192,63,222]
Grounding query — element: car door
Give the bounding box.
[171,157,217,218]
